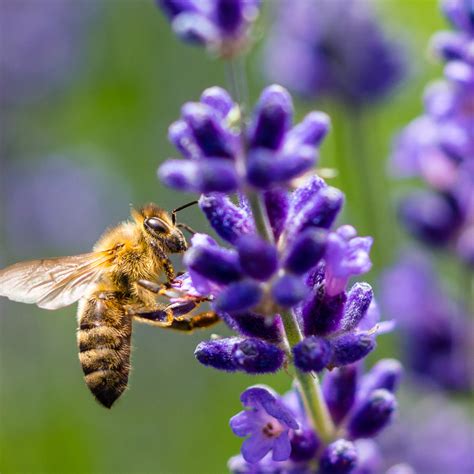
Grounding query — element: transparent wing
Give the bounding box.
[0,251,115,310]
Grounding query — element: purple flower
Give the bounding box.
[230,386,299,463]
[263,0,405,105]
[324,226,373,297]
[228,361,401,470]
[156,0,260,57]
[159,85,329,195]
[390,0,474,265]
[380,252,473,392]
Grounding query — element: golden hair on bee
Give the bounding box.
[0,201,218,409]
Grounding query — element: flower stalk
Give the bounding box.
[280,309,335,443]
[230,53,337,443]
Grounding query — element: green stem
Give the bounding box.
[248,192,274,243]
[280,311,335,443]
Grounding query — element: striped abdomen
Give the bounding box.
[77,290,132,408]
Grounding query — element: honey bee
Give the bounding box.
[0,203,219,408]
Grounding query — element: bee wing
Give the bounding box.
[0,250,115,310]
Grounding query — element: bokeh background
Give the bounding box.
[0,1,470,473]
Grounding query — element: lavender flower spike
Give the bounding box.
[159,85,329,195]
[156,0,261,57]
[230,386,299,463]
[264,0,405,105]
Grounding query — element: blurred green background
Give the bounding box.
[0,1,447,472]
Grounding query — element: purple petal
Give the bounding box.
[241,386,279,409]
[271,431,292,462]
[240,386,298,429]
[241,434,273,464]
[230,410,261,437]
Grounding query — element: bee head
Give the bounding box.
[132,203,187,253]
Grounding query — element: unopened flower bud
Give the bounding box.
[319,439,358,474]
[348,389,397,438]
[293,336,331,372]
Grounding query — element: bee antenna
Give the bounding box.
[172,200,198,226]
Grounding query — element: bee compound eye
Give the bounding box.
[145,217,168,234]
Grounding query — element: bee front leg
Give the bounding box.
[153,247,176,282]
[137,279,170,295]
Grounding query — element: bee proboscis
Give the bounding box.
[0,202,219,408]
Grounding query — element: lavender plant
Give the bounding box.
[263,0,404,106]
[385,0,473,392]
[262,0,406,264]
[390,0,474,266]
[154,1,410,472]
[158,83,399,473]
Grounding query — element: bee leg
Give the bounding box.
[137,279,170,295]
[127,304,174,327]
[168,311,220,332]
[162,259,176,282]
[154,247,176,282]
[131,301,220,332]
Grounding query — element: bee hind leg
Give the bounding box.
[168,311,220,332]
[131,300,220,332]
[127,304,174,327]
